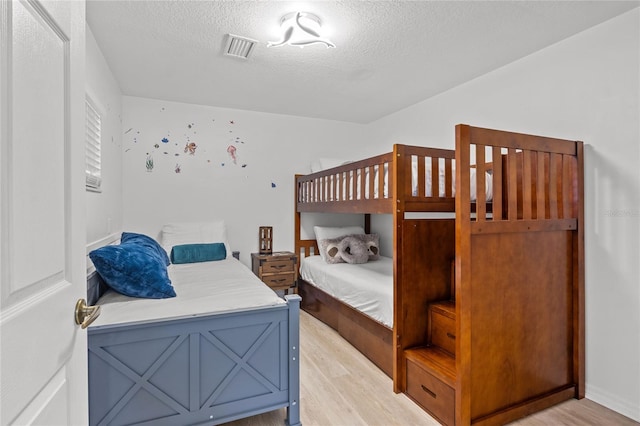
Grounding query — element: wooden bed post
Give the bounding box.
[454,124,472,425]
[575,141,585,399]
[294,174,301,258]
[392,144,404,394]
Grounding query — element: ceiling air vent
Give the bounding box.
[224,34,258,59]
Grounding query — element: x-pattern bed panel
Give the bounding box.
[89,306,294,426]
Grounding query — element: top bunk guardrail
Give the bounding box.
[295,145,461,214]
[296,152,395,214]
[456,124,583,233]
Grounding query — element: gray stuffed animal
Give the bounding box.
[337,235,369,264]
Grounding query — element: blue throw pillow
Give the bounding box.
[89,243,176,299]
[121,232,170,266]
[170,243,227,264]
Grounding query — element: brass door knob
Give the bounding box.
[74,299,101,329]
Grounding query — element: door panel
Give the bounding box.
[1,1,86,425]
[11,0,66,294]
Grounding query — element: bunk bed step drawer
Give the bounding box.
[428,301,456,356]
[406,359,455,426]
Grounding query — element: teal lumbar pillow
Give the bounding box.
[170,242,227,264]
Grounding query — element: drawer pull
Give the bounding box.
[421,385,437,399]
[272,264,287,269]
[446,332,456,340]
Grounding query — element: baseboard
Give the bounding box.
[586,383,640,422]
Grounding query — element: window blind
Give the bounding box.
[85,97,102,191]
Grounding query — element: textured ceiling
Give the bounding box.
[87,0,639,123]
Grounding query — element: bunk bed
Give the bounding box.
[294,124,584,425]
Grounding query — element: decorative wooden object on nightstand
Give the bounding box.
[251,251,297,294]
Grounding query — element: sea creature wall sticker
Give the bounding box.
[184,142,197,155]
[125,109,268,181]
[226,145,237,164]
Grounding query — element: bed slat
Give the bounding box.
[507,148,518,220]
[537,152,547,220]
[522,150,532,220]
[549,153,559,219]
[475,145,486,221]
[492,146,503,220]
[444,158,453,198]
[431,156,438,199]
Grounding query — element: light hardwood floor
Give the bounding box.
[224,311,638,426]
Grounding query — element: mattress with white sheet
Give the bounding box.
[299,255,393,328]
[91,258,286,328]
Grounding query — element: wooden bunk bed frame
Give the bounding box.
[294,124,584,425]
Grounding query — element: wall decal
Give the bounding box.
[127,111,256,176]
[227,145,237,164]
[184,142,197,155]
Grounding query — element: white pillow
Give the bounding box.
[310,160,322,173]
[313,225,365,262]
[310,157,354,173]
[161,221,232,260]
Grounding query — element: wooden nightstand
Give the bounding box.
[251,251,297,294]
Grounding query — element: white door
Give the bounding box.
[1,0,87,425]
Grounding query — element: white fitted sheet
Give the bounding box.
[91,259,286,328]
[300,255,393,328]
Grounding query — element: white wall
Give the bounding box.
[121,96,366,266]
[85,26,123,248]
[367,9,640,421]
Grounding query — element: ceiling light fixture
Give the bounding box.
[267,12,335,49]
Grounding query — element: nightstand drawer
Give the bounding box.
[262,260,294,274]
[406,359,454,426]
[262,272,295,288]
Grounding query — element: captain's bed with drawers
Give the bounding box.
[86,221,301,426]
[294,124,585,425]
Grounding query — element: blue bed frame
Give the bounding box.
[87,272,301,426]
